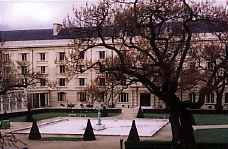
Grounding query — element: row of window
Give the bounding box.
[57,92,129,103]
[59,91,228,104]
[21,65,65,75]
[38,77,106,87]
[20,51,106,61]
[189,92,228,103]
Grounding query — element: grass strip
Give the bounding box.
[194,128,228,143]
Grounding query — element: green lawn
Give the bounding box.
[144,113,169,119]
[194,128,228,143]
[144,113,228,125]
[9,112,120,122]
[194,114,228,125]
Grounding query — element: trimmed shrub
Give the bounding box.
[127,120,140,142]
[136,106,144,118]
[29,120,41,140]
[83,119,96,141]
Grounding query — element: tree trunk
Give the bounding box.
[215,95,223,112]
[168,95,195,145]
[215,84,224,112]
[169,111,182,144]
[179,108,195,144]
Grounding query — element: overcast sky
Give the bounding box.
[0,0,97,30]
[0,0,227,31]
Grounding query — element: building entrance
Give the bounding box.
[140,93,151,106]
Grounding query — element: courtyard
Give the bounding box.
[1,108,228,149]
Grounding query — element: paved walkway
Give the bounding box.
[0,109,173,149]
[194,124,228,130]
[4,109,228,149]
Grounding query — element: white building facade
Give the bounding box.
[1,26,228,112]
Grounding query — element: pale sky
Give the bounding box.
[0,0,227,31]
[0,0,97,30]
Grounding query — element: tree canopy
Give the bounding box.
[65,0,228,144]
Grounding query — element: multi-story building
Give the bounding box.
[1,23,228,112]
[0,24,165,113]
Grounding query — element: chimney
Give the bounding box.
[53,23,63,36]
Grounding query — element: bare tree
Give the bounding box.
[65,0,228,144]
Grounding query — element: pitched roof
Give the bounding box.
[0,29,54,41]
[0,21,228,42]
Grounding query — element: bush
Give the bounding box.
[127,120,140,143]
[136,106,144,118]
[29,120,41,140]
[83,119,96,141]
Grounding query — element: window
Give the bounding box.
[79,78,85,86]
[40,53,46,61]
[206,92,215,103]
[40,66,46,74]
[79,51,85,59]
[99,51,105,59]
[59,78,65,86]
[225,93,228,103]
[98,78,105,86]
[58,92,66,101]
[59,52,65,61]
[60,65,65,73]
[21,53,27,61]
[21,66,28,75]
[119,93,128,103]
[189,92,196,103]
[79,92,87,101]
[40,79,46,86]
[3,54,9,62]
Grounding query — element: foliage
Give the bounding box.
[85,74,129,107]
[83,119,96,141]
